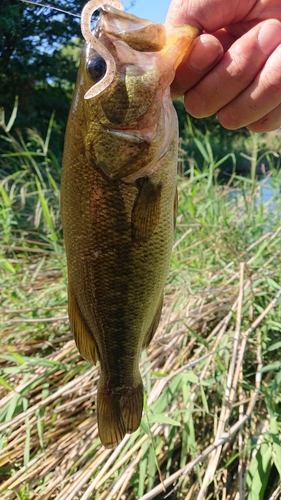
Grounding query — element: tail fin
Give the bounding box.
[97,379,144,448]
[97,391,126,448]
[120,382,143,434]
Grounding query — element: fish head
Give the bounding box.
[70,5,199,182]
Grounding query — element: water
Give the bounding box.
[227,176,280,234]
[229,176,279,208]
[259,177,279,205]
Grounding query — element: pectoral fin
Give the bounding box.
[68,281,98,364]
[131,178,162,245]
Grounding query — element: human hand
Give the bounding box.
[166,0,281,132]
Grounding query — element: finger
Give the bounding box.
[248,103,281,133]
[210,29,239,52]
[171,34,224,99]
[166,0,257,32]
[218,42,281,130]
[183,20,281,118]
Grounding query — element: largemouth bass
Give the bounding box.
[61,0,198,448]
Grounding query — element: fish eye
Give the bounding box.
[87,56,106,82]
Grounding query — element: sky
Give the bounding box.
[125,0,171,23]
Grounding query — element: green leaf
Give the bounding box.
[194,138,210,163]
[4,392,21,423]
[215,353,226,372]
[270,416,281,477]
[138,441,149,498]
[0,376,14,391]
[148,413,181,427]
[147,442,157,491]
[6,348,26,365]
[181,371,199,384]
[0,185,11,207]
[36,178,56,237]
[260,361,281,373]
[151,371,169,378]
[143,391,148,412]
[200,385,209,414]
[23,397,30,469]
[0,260,16,274]
[36,407,46,450]
[140,419,150,436]
[267,341,281,352]
[247,442,272,499]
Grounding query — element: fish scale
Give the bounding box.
[61,0,199,447]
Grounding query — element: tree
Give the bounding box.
[0,0,85,156]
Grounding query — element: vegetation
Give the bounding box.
[0,0,84,157]
[0,111,281,499]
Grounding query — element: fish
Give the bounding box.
[60,0,199,448]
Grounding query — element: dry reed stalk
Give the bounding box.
[138,287,279,500]
[196,262,246,499]
[1,224,280,499]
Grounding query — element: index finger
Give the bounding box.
[170,34,224,99]
[166,0,257,32]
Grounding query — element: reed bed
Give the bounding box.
[1,130,281,499]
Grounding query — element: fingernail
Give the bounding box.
[258,20,281,55]
[189,37,222,71]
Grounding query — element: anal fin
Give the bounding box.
[68,281,98,364]
[142,294,163,349]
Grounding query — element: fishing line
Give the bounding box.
[20,0,80,18]
[20,0,136,17]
